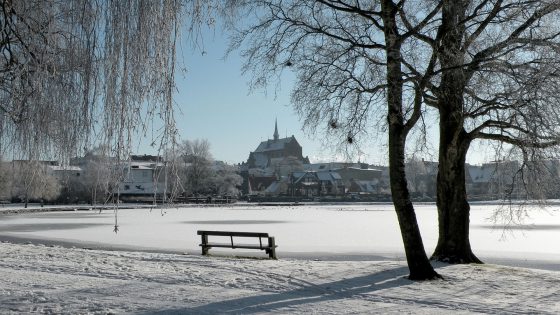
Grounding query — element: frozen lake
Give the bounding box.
[1,202,559,268]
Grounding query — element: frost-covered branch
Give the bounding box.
[0,0,218,163]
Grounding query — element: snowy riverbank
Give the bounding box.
[1,241,559,314]
[1,203,559,313]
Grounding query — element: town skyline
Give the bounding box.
[135,26,497,166]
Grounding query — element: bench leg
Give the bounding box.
[268,237,277,259]
[201,234,209,255]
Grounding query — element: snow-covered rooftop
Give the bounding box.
[254,136,297,152]
[47,165,82,172]
[467,164,495,183]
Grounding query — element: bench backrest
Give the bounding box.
[197,230,269,238]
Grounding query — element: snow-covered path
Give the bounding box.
[1,241,559,314]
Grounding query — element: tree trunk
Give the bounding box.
[382,0,439,280]
[431,114,481,263]
[389,124,441,279]
[431,0,481,264]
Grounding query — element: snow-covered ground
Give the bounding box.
[1,202,559,314]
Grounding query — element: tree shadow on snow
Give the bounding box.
[184,220,290,225]
[0,222,109,232]
[474,224,560,231]
[145,266,412,314]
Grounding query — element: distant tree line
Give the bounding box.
[0,139,243,206]
[170,139,243,198]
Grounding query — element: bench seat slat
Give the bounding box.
[197,230,269,238]
[200,243,276,250]
[197,230,277,259]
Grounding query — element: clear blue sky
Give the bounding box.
[138,26,492,166]
[165,29,387,165]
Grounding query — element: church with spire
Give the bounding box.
[246,119,309,169]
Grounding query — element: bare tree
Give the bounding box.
[212,164,243,196]
[424,1,560,263]
[8,161,60,207]
[177,139,214,196]
[227,0,560,268]
[0,156,10,201]
[78,148,116,205]
[406,157,436,198]
[229,0,441,279]
[0,0,219,164]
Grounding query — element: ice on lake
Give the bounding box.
[1,202,559,269]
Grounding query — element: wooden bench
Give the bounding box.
[197,230,277,259]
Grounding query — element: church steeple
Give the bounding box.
[273,119,279,141]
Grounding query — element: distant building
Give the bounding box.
[289,170,346,196]
[242,120,310,194]
[47,165,83,183]
[337,167,383,195]
[289,171,320,197]
[336,166,382,182]
[247,175,278,196]
[117,159,166,197]
[405,159,438,198]
[246,120,309,169]
[129,154,162,163]
[466,160,520,199]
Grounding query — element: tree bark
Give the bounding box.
[389,124,441,279]
[382,0,440,280]
[431,110,481,263]
[431,0,481,264]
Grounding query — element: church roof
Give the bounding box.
[254,136,298,153]
[250,152,269,169]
